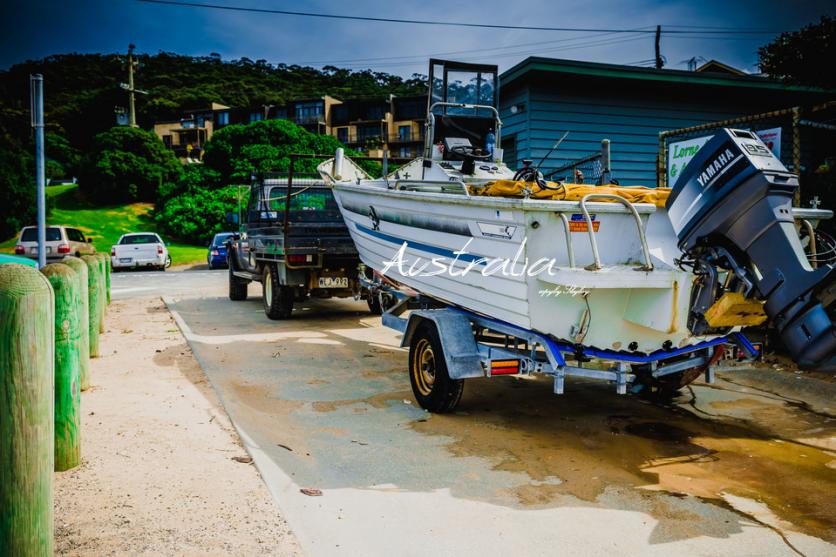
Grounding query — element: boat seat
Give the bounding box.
[470,180,672,209]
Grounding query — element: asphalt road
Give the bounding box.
[111,268,224,300]
[116,270,836,556]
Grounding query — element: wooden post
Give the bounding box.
[81,255,101,358]
[102,252,111,305]
[95,255,106,332]
[0,263,55,556]
[61,257,90,390]
[41,263,82,471]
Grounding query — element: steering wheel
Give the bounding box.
[450,144,492,161]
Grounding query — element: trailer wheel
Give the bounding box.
[367,292,382,315]
[228,265,248,301]
[633,345,725,398]
[408,321,464,413]
[263,263,293,319]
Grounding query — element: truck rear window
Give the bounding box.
[21,227,62,242]
[120,234,159,245]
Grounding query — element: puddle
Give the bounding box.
[407,375,836,542]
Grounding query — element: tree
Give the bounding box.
[79,126,182,204]
[203,119,373,181]
[759,16,836,89]
[155,185,241,244]
[0,146,35,239]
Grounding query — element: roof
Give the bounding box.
[695,59,747,76]
[500,56,826,93]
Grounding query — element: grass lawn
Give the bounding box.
[0,184,206,266]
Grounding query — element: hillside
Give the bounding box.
[0,52,428,153]
[0,184,206,266]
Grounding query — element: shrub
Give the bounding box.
[155,185,242,244]
[0,146,35,239]
[79,126,182,204]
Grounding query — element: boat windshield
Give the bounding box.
[429,59,497,118]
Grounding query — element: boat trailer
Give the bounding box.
[362,272,759,411]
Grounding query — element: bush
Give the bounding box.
[79,126,182,204]
[203,119,378,180]
[155,185,242,244]
[0,146,35,239]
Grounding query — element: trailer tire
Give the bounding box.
[228,265,248,301]
[408,321,464,413]
[633,345,725,398]
[367,292,382,315]
[263,263,293,319]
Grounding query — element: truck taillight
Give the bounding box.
[57,244,70,254]
[14,245,24,255]
[157,245,163,255]
[111,248,116,256]
[211,249,219,256]
[288,254,311,264]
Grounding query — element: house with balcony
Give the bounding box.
[387,95,426,158]
[153,102,229,160]
[330,98,390,152]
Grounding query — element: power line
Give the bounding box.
[136,0,782,35]
[298,28,643,66]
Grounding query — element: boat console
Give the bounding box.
[668,128,835,371]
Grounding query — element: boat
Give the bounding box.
[316,59,835,397]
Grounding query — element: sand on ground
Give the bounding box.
[54,297,302,556]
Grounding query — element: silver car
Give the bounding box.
[14,225,97,261]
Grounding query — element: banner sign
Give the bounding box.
[755,127,781,158]
[667,136,710,186]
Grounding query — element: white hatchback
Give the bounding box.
[14,225,97,262]
[111,232,171,271]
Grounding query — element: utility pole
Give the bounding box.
[30,74,46,268]
[128,44,137,127]
[120,44,148,127]
[655,25,663,69]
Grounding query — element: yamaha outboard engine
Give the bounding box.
[667,128,835,371]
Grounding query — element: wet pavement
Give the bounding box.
[161,274,835,557]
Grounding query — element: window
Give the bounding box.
[216,111,229,125]
[119,234,160,245]
[67,228,85,242]
[21,227,62,242]
[398,125,411,141]
[212,233,233,247]
[337,127,348,143]
[366,105,385,120]
[249,111,264,123]
[399,147,411,158]
[295,102,323,118]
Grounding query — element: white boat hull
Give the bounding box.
[332,182,714,354]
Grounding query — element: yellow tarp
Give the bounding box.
[470,180,672,209]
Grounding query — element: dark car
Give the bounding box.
[207,232,234,269]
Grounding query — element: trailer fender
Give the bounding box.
[401,309,484,379]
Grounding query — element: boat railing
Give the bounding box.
[393,180,470,196]
[579,194,654,271]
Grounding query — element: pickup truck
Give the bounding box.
[226,172,363,319]
[111,232,171,271]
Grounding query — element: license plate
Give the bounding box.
[119,258,132,263]
[318,276,348,288]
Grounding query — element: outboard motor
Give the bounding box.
[667,128,835,371]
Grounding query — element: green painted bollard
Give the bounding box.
[102,252,111,305]
[0,263,55,556]
[42,263,82,471]
[61,257,90,391]
[94,254,106,333]
[81,255,101,358]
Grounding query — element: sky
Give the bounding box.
[0,0,833,76]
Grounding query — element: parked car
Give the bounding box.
[207,232,234,270]
[14,225,96,262]
[111,232,171,272]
